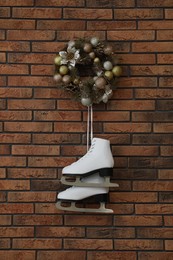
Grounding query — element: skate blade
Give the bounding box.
[61,176,119,188]
[56,201,113,214]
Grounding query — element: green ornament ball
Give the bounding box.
[54,55,62,66]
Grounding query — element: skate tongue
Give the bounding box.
[81,173,104,184]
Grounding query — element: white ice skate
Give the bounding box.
[60,138,119,188]
[56,173,113,213]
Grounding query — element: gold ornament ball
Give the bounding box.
[104,70,114,80]
[59,65,69,75]
[53,73,62,83]
[95,77,106,89]
[94,57,100,64]
[83,43,92,53]
[62,75,71,84]
[89,52,96,59]
[54,55,62,66]
[112,66,122,77]
[104,45,113,55]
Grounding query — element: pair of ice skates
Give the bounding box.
[56,138,119,213]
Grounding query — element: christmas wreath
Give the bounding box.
[54,37,122,106]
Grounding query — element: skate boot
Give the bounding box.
[56,173,113,213]
[60,137,119,188]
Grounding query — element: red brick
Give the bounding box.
[8,191,56,202]
[8,99,55,110]
[0,134,31,143]
[28,156,75,167]
[104,123,151,133]
[0,180,29,190]
[32,42,65,52]
[131,65,173,76]
[114,239,163,250]
[86,0,135,7]
[134,181,173,192]
[135,204,173,214]
[158,54,173,63]
[34,88,68,98]
[0,192,6,202]
[114,216,162,226]
[0,42,30,53]
[7,30,55,41]
[161,146,173,156]
[0,65,29,75]
[0,100,6,109]
[64,8,112,19]
[0,0,34,5]
[8,76,53,87]
[138,252,173,260]
[132,42,173,52]
[0,204,33,214]
[108,30,154,41]
[37,251,86,260]
[114,8,163,19]
[0,216,11,225]
[165,9,173,19]
[0,30,5,40]
[165,240,173,250]
[0,145,10,155]
[133,134,173,145]
[88,252,136,260]
[0,88,32,98]
[159,77,173,87]
[0,251,35,260]
[54,122,86,132]
[108,100,155,110]
[4,122,52,132]
[154,123,173,133]
[36,0,84,6]
[61,145,86,156]
[139,21,173,29]
[36,226,84,237]
[14,215,62,225]
[118,77,157,88]
[86,227,135,238]
[120,54,155,64]
[158,170,173,180]
[0,111,31,120]
[88,21,136,30]
[112,146,158,156]
[137,0,173,7]
[157,30,173,41]
[0,7,10,17]
[164,216,173,226]
[0,76,6,86]
[137,227,173,238]
[0,20,35,29]
[0,169,6,179]
[13,238,62,249]
[0,239,10,248]
[0,53,6,62]
[0,227,34,237]
[56,31,105,41]
[132,112,173,122]
[8,168,57,179]
[13,8,61,18]
[34,111,81,121]
[31,65,52,75]
[110,192,157,203]
[32,133,80,144]
[64,239,113,250]
[8,53,54,64]
[12,145,59,155]
[37,20,85,30]
[64,215,112,226]
[0,157,26,167]
[35,203,62,214]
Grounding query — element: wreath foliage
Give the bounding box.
[54,37,122,106]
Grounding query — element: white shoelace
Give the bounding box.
[86,105,93,151]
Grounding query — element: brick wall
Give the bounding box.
[0,0,173,259]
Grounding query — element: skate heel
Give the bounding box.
[99,168,113,177]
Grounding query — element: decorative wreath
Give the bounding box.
[53,37,122,106]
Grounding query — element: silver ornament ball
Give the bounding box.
[81,97,92,106]
[90,37,99,46]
